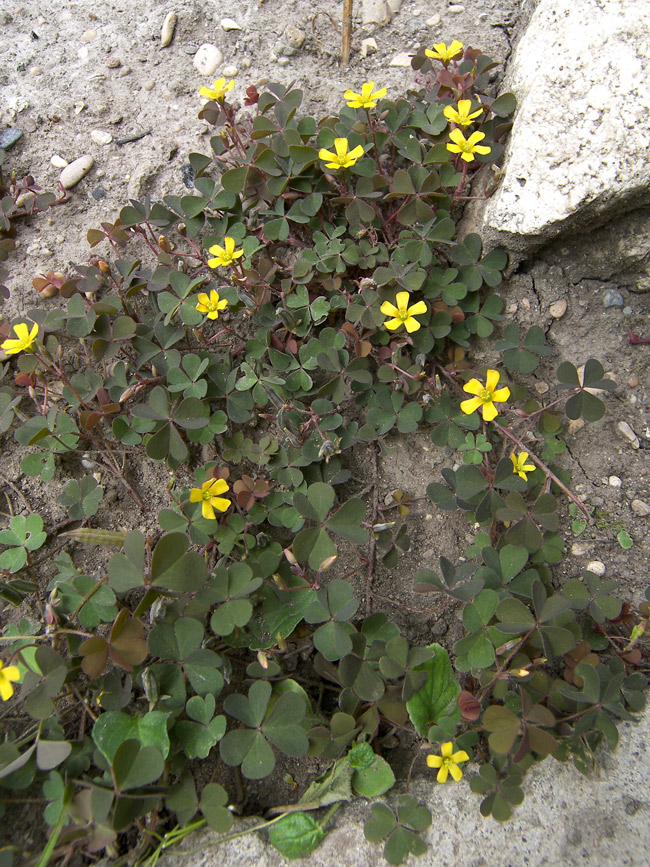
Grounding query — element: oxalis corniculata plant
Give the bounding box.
[0,40,648,867]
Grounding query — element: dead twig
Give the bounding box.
[341,0,353,66]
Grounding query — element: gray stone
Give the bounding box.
[631,498,650,517]
[0,128,23,150]
[59,154,94,189]
[616,421,640,449]
[549,298,567,318]
[220,17,242,31]
[390,52,412,67]
[360,37,378,57]
[470,0,650,260]
[603,288,624,308]
[362,0,388,24]
[283,25,306,49]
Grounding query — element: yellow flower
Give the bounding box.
[460,369,510,422]
[426,742,469,783]
[425,40,464,64]
[446,129,492,162]
[0,660,20,702]
[380,291,428,334]
[190,478,231,520]
[199,78,235,103]
[511,451,536,481]
[195,289,228,320]
[318,138,365,170]
[1,322,39,356]
[344,81,387,109]
[443,99,484,128]
[208,237,244,268]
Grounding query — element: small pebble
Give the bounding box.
[220,17,242,30]
[631,498,650,517]
[106,56,121,68]
[51,154,68,168]
[627,375,638,387]
[90,129,112,145]
[30,66,43,76]
[549,299,567,318]
[240,58,251,69]
[571,542,589,557]
[161,11,177,47]
[521,297,531,309]
[181,164,195,188]
[616,420,640,449]
[92,186,106,200]
[59,154,94,189]
[390,52,412,67]
[361,37,378,57]
[283,25,306,49]
[118,66,132,77]
[80,29,97,42]
[608,476,622,488]
[222,65,238,77]
[506,302,518,314]
[534,382,549,395]
[586,560,606,577]
[623,306,633,315]
[142,80,155,92]
[0,127,23,150]
[277,56,290,66]
[448,3,465,11]
[426,13,441,25]
[193,44,223,75]
[603,288,624,308]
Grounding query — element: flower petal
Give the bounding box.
[2,666,20,683]
[197,293,209,306]
[380,302,399,318]
[437,765,449,783]
[384,318,402,331]
[319,148,337,162]
[451,750,469,763]
[0,679,14,701]
[492,386,511,403]
[210,479,230,496]
[334,138,348,158]
[482,401,498,422]
[408,301,427,316]
[189,489,203,503]
[485,369,501,392]
[395,291,411,309]
[460,396,483,415]
[348,145,365,161]
[210,496,230,513]
[426,755,443,768]
[462,378,484,396]
[404,317,421,333]
[448,128,466,146]
[202,500,216,520]
[449,763,463,781]
[441,742,453,758]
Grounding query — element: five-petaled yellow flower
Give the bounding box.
[443,99,484,128]
[344,81,387,109]
[425,40,464,64]
[208,237,244,268]
[195,289,228,320]
[199,78,235,103]
[0,660,21,702]
[460,369,510,422]
[319,138,365,170]
[426,742,469,783]
[511,451,536,481]
[446,129,492,162]
[380,291,428,334]
[1,322,39,356]
[190,478,231,520]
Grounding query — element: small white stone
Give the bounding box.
[220,17,242,31]
[390,51,412,67]
[549,298,567,318]
[142,80,155,92]
[534,381,549,395]
[631,498,650,517]
[586,560,606,576]
[283,25,306,49]
[240,58,251,69]
[90,129,113,145]
[77,46,89,61]
[506,302,518,314]
[608,475,622,488]
[426,13,441,25]
[80,29,97,42]
[616,421,640,449]
[277,56,290,67]
[448,3,465,11]
[60,154,94,189]
[51,154,68,168]
[360,37,378,57]
[222,65,238,77]
[571,542,589,557]
[193,44,223,76]
[161,11,177,47]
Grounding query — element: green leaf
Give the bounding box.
[352,754,395,797]
[111,741,164,790]
[269,812,326,859]
[406,643,461,737]
[219,729,275,779]
[364,802,397,842]
[201,783,233,833]
[92,711,171,762]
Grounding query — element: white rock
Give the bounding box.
[51,154,68,168]
[360,37,378,57]
[60,155,94,189]
[549,298,567,318]
[426,13,441,25]
[478,0,650,258]
[161,11,177,47]
[608,475,622,487]
[90,129,112,145]
[586,560,606,576]
[222,65,238,77]
[193,44,223,76]
[387,0,403,12]
[362,0,388,24]
[534,382,550,395]
[616,420,640,448]
[448,3,465,11]
[220,17,242,31]
[571,542,589,556]
[631,498,650,517]
[390,52,412,67]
